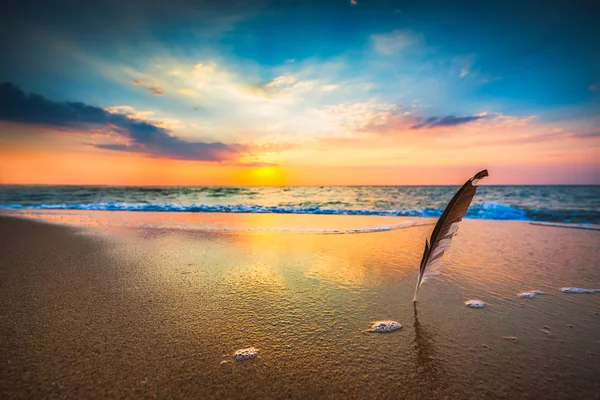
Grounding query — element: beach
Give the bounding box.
[1,213,599,399]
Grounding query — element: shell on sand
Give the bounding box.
[369,320,403,333]
[465,299,485,308]
[231,347,259,361]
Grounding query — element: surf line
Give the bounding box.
[529,222,600,231]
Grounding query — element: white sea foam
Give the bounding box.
[518,292,535,299]
[518,290,544,298]
[559,287,600,294]
[465,300,485,308]
[529,222,600,231]
[368,320,403,332]
[0,201,536,221]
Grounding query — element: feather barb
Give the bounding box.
[413,169,488,302]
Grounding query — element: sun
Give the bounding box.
[235,166,287,186]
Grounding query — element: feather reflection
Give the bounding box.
[412,304,448,395]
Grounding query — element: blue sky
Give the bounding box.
[3,0,598,112]
[1,0,599,184]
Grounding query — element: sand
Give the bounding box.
[1,213,599,399]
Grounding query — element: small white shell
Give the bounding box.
[231,347,259,361]
[465,299,485,308]
[369,320,403,332]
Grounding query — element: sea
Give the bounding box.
[0,185,599,224]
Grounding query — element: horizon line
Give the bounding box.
[1,183,599,188]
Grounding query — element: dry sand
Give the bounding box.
[1,214,599,399]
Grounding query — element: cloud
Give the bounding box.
[451,54,499,84]
[320,102,403,132]
[371,30,423,55]
[323,103,486,134]
[93,140,237,161]
[590,83,599,91]
[349,110,539,138]
[570,131,600,139]
[177,88,197,96]
[116,60,355,143]
[148,86,165,96]
[0,82,242,161]
[258,75,318,98]
[239,161,279,167]
[265,75,297,87]
[448,129,600,150]
[410,115,486,129]
[350,0,358,5]
[130,80,165,96]
[104,105,155,120]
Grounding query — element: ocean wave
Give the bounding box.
[1,201,595,224]
[467,202,528,220]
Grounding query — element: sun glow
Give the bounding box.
[235,166,287,186]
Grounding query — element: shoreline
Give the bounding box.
[2,209,599,233]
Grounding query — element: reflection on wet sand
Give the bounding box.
[412,304,447,397]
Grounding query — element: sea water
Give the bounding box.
[0,185,599,224]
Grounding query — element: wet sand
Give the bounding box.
[1,214,599,399]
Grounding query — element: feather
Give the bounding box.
[413,169,488,302]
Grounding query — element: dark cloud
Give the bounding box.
[93,141,235,160]
[410,115,485,129]
[355,110,484,135]
[0,82,242,161]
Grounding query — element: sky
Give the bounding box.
[0,0,599,185]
